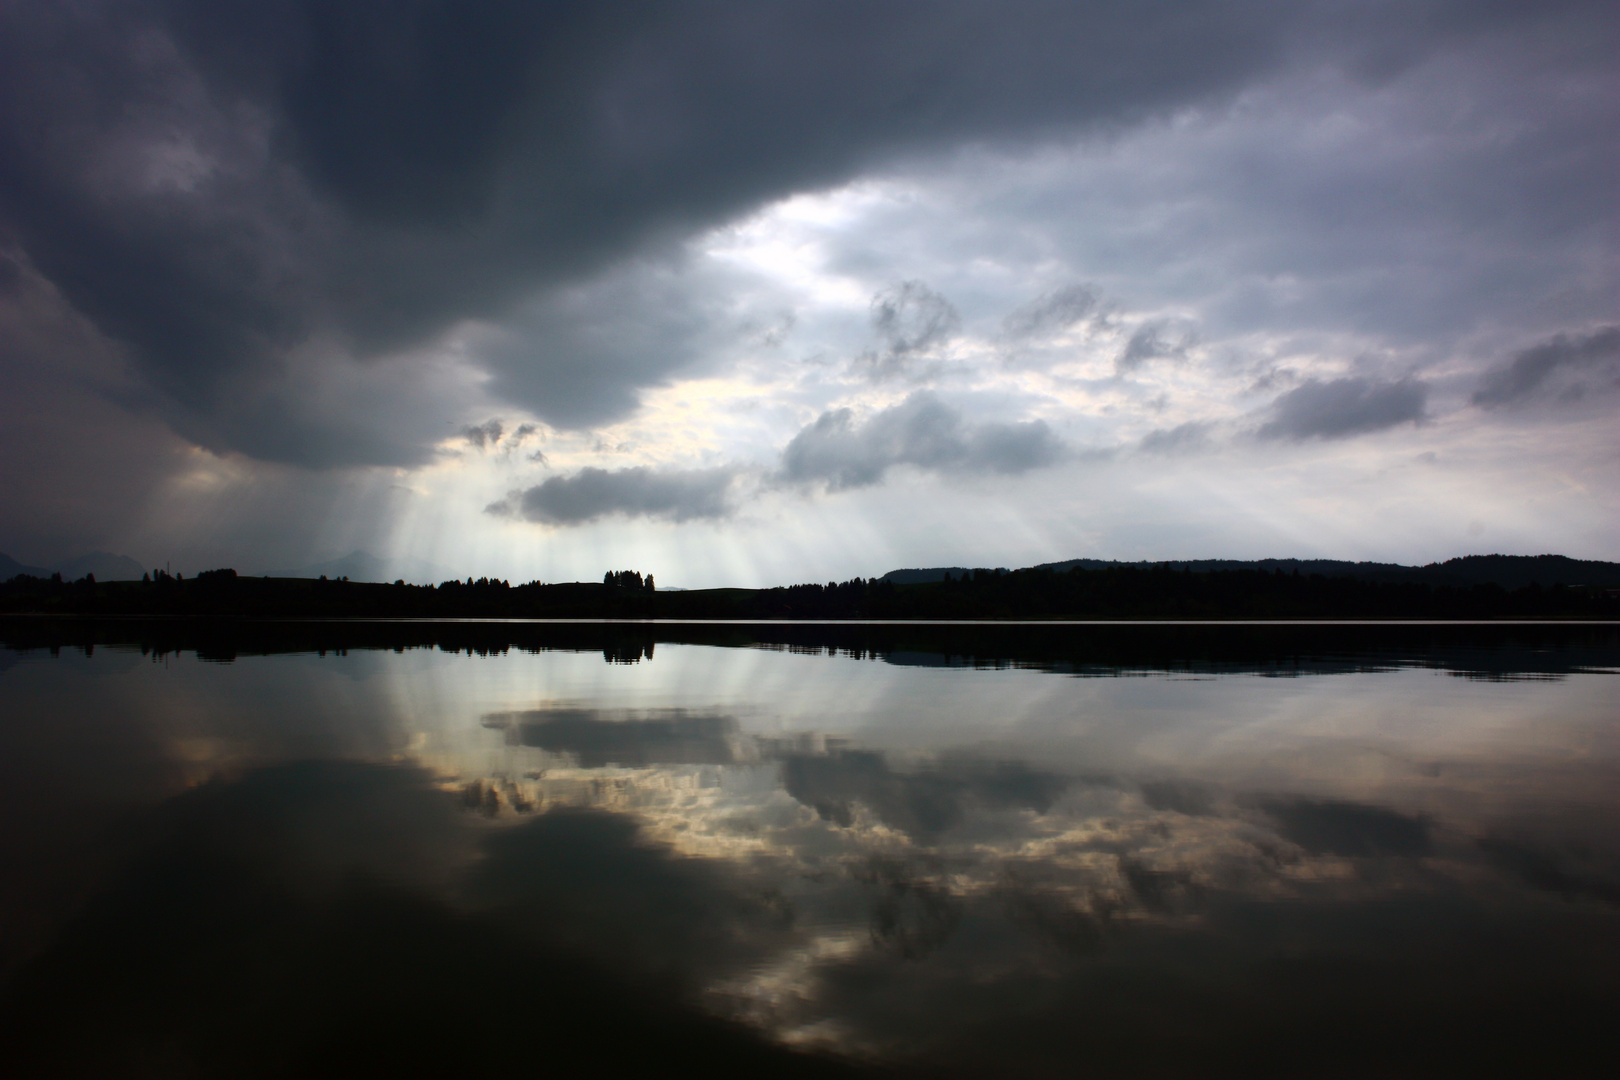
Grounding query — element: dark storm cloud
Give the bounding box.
[1472,326,1620,408]
[778,392,1065,491]
[0,251,25,295]
[1257,376,1428,440]
[0,251,197,563]
[475,255,745,429]
[5,0,1583,470]
[491,465,737,526]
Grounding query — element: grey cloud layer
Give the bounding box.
[2,0,1600,470]
[856,281,961,380]
[1259,377,1428,440]
[1001,285,1101,341]
[491,466,737,526]
[1473,326,1620,409]
[1116,319,1197,375]
[461,420,504,449]
[494,391,1066,529]
[779,392,1065,491]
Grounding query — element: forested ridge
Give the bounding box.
[3,562,1614,620]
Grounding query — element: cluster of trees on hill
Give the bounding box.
[2,561,1614,619]
[436,576,523,591]
[603,570,655,591]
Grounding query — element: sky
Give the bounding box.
[0,0,1614,586]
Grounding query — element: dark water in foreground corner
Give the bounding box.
[1,621,1617,1077]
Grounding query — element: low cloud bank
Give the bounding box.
[490,466,737,526]
[490,392,1067,529]
[1258,377,1427,440]
[778,392,1065,491]
[1473,326,1620,408]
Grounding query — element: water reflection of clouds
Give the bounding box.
[3,639,1617,1076]
[485,707,752,767]
[1,762,867,1076]
[428,695,1620,1067]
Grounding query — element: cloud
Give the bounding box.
[1257,377,1428,440]
[1138,778,1218,817]
[1259,797,1431,857]
[461,420,503,449]
[468,807,801,990]
[2,761,829,1073]
[491,466,738,526]
[1116,318,1196,374]
[475,254,760,429]
[855,281,960,380]
[484,709,743,769]
[1476,836,1620,906]
[6,0,1482,467]
[0,251,200,562]
[1001,284,1100,341]
[1,1,1616,570]
[1139,421,1215,455]
[1472,326,1620,408]
[778,392,1065,491]
[780,749,1069,840]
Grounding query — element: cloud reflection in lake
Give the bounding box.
[1,623,1616,1076]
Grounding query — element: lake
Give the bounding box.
[2,621,1616,1077]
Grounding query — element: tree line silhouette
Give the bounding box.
[2,562,1615,619]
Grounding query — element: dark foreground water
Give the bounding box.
[2,620,1617,1078]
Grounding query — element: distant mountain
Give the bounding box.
[55,551,147,581]
[1,552,49,580]
[2,550,145,581]
[883,555,1620,590]
[262,550,457,585]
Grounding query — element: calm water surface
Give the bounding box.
[2,622,1617,1077]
